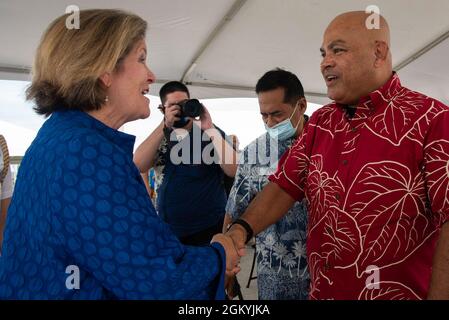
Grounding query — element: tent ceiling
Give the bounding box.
[1,0,449,105]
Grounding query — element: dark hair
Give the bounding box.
[255,68,304,105]
[159,81,190,105]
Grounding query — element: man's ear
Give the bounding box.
[99,72,112,88]
[374,41,389,67]
[299,97,307,114]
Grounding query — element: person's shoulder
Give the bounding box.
[52,124,108,153]
[242,132,270,151]
[404,87,449,110]
[237,132,270,164]
[37,114,114,162]
[399,87,449,124]
[304,103,337,127]
[38,111,103,142]
[311,103,336,117]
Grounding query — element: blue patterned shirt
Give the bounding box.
[0,110,225,300]
[226,133,309,300]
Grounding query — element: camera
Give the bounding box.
[178,99,203,117]
[173,99,204,128]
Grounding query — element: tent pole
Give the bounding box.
[180,0,248,83]
[394,29,449,71]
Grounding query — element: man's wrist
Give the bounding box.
[228,223,247,245]
[227,218,254,244]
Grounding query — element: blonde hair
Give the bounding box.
[26,9,147,116]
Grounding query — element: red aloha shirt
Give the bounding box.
[269,73,449,300]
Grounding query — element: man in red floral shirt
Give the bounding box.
[226,11,449,300]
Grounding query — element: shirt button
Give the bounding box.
[324,262,332,271]
[351,127,357,132]
[335,194,340,200]
[342,160,348,165]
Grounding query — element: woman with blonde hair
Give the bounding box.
[0,9,239,299]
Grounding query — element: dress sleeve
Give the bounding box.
[48,134,225,299]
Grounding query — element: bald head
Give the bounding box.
[327,11,390,47]
[320,11,393,105]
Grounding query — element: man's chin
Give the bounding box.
[327,91,351,105]
[327,90,339,103]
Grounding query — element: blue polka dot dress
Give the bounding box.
[0,110,225,300]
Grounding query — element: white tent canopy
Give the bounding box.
[1,0,449,105]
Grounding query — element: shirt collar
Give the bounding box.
[336,72,402,113]
[367,72,402,108]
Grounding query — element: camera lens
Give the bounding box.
[181,99,203,118]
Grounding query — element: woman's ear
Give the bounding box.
[99,72,112,88]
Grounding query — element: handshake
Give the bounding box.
[211,221,250,299]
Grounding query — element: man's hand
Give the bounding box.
[197,105,214,131]
[163,104,181,129]
[197,105,238,177]
[211,233,241,277]
[220,226,247,299]
[225,224,247,258]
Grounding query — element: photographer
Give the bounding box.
[134,81,238,246]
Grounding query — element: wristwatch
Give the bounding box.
[227,218,254,244]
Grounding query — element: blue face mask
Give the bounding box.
[265,104,300,141]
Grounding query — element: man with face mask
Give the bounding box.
[223,69,309,300]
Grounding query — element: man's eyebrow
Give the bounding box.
[261,110,282,116]
[321,39,347,51]
[328,40,347,48]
